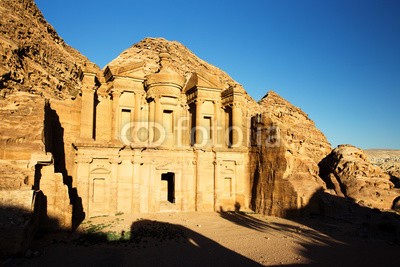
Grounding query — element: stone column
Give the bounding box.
[109,157,121,215]
[149,160,156,212]
[235,159,245,207]
[96,95,112,142]
[148,99,155,144]
[214,101,221,147]
[131,151,141,213]
[221,106,227,148]
[136,93,147,144]
[134,92,141,123]
[75,156,92,217]
[154,97,163,144]
[177,103,190,147]
[195,99,203,146]
[213,159,222,211]
[79,88,95,140]
[231,103,242,147]
[111,91,121,141]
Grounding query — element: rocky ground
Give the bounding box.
[366,149,400,188]
[2,210,400,267]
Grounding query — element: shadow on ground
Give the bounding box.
[218,191,400,266]
[3,219,262,267]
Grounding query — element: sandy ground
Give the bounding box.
[3,211,400,266]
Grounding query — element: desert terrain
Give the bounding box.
[1,2,400,266]
[3,209,400,267]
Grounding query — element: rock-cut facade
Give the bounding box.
[76,49,256,217]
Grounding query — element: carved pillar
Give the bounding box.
[131,151,141,213]
[148,99,155,144]
[96,95,112,141]
[221,106,227,148]
[213,159,222,211]
[134,92,141,123]
[111,91,121,141]
[154,97,162,144]
[214,101,221,147]
[109,157,121,214]
[149,160,156,212]
[183,104,191,147]
[75,156,93,217]
[195,99,203,146]
[136,93,147,143]
[79,88,95,140]
[231,103,242,147]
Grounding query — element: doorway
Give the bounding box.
[161,172,175,203]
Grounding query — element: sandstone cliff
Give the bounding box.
[0,0,98,99]
[0,1,93,250]
[250,91,332,217]
[0,0,99,163]
[319,145,400,210]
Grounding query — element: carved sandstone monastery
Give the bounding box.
[1,0,399,255]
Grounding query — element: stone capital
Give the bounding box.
[75,156,93,164]
[109,157,122,164]
[195,98,205,104]
[111,89,122,98]
[81,86,96,94]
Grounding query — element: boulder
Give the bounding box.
[319,145,400,210]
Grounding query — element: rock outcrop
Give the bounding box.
[0,0,98,99]
[319,145,400,210]
[250,91,332,217]
[0,0,90,247]
[365,149,400,188]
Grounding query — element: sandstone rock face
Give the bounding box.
[319,145,400,210]
[0,92,44,161]
[0,0,98,99]
[365,149,400,188]
[250,91,332,217]
[0,160,33,190]
[0,0,89,239]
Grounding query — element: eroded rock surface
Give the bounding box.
[250,91,332,217]
[0,0,98,99]
[319,145,400,210]
[0,0,85,243]
[365,149,400,188]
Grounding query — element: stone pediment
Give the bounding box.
[105,62,146,81]
[197,73,224,89]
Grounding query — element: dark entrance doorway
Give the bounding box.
[161,172,175,203]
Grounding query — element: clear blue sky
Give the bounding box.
[35,0,400,149]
